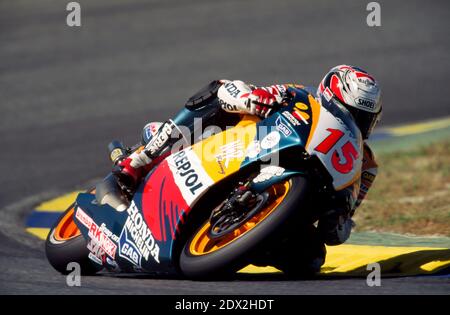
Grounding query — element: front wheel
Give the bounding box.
[45,193,100,275]
[179,176,309,279]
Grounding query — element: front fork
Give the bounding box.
[208,167,305,237]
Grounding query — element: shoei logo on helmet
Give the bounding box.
[356,97,375,110]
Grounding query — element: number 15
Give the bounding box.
[314,128,359,174]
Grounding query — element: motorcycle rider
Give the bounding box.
[114,65,382,274]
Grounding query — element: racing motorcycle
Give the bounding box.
[45,87,362,278]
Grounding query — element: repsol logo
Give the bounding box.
[357,98,375,110]
[173,150,204,195]
[224,82,241,98]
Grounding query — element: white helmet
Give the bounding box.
[317,65,382,139]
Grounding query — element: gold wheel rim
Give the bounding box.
[188,181,291,256]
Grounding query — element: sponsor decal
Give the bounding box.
[292,102,310,125]
[357,77,375,86]
[167,148,214,205]
[356,97,375,110]
[218,98,238,112]
[172,150,205,195]
[123,201,160,264]
[88,222,117,258]
[144,127,152,141]
[75,207,93,228]
[145,120,176,155]
[215,140,244,174]
[75,208,117,258]
[216,159,226,174]
[362,171,375,183]
[149,122,161,134]
[252,166,285,184]
[292,110,310,124]
[224,82,241,98]
[295,102,309,111]
[245,140,261,159]
[275,116,292,137]
[143,122,161,143]
[87,240,105,265]
[98,223,119,242]
[119,227,142,267]
[282,111,300,126]
[88,253,103,265]
[260,131,281,150]
[110,148,124,164]
[215,140,244,169]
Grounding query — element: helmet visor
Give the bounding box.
[347,106,382,139]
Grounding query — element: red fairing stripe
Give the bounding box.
[142,160,190,242]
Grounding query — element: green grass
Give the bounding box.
[353,139,450,237]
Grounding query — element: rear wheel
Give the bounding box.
[179,176,309,279]
[45,192,100,275]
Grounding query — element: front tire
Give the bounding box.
[45,201,100,275]
[179,176,309,279]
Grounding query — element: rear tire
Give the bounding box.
[179,176,309,279]
[45,203,100,275]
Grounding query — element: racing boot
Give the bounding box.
[252,224,326,279]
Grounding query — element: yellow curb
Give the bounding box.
[386,116,450,136]
[239,244,450,276]
[26,227,50,240]
[35,191,82,212]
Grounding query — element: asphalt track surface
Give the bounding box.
[1,0,449,294]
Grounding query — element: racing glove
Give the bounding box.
[248,88,278,118]
[217,80,278,118]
